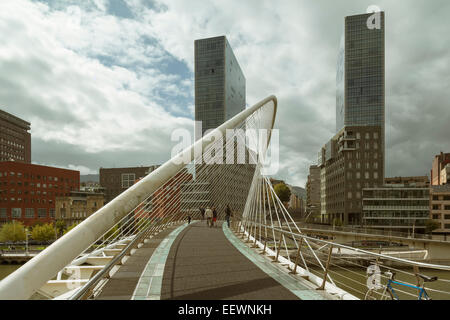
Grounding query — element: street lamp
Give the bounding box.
[25,228,29,256]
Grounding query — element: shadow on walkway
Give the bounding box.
[161,221,299,300]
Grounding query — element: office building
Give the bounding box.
[431,152,450,186]
[195,35,245,137]
[319,12,385,226]
[0,109,31,163]
[194,36,254,216]
[99,165,159,203]
[362,182,430,234]
[430,185,450,235]
[0,161,79,225]
[306,165,321,219]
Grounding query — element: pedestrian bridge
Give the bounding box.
[1,96,449,300]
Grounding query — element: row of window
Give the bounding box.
[0,198,62,204]
[432,205,450,211]
[0,172,75,183]
[0,208,55,219]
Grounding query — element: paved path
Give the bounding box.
[160,221,302,300]
[97,221,328,300]
[96,225,180,300]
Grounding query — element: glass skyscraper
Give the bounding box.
[319,12,386,226]
[195,36,246,137]
[336,12,385,132]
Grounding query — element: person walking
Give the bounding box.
[187,214,191,224]
[200,207,205,220]
[225,205,231,228]
[212,207,217,228]
[205,207,213,227]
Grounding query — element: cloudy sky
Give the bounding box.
[0,0,449,187]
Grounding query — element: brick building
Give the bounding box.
[430,185,450,235]
[99,165,159,203]
[431,152,450,186]
[0,161,79,225]
[0,109,31,163]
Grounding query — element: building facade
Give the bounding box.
[0,109,31,163]
[319,126,384,225]
[0,161,79,225]
[362,184,430,234]
[430,185,450,235]
[194,35,246,137]
[306,165,321,219]
[194,36,254,217]
[55,191,104,227]
[431,152,450,186]
[319,12,385,226]
[99,165,159,203]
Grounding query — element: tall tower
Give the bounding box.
[336,12,385,132]
[194,36,246,138]
[319,12,385,226]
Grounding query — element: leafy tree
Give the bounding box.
[31,223,55,242]
[55,220,66,237]
[274,183,291,203]
[425,219,440,234]
[64,222,78,235]
[333,218,343,227]
[103,225,120,240]
[0,221,26,242]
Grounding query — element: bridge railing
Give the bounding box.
[234,220,450,300]
[296,223,450,242]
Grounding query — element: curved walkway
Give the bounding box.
[98,221,328,300]
[160,221,317,300]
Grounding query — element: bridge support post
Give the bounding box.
[290,238,303,275]
[317,245,333,290]
[273,235,283,262]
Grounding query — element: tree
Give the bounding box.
[425,219,440,234]
[274,183,291,203]
[64,222,78,235]
[0,221,26,242]
[55,220,66,237]
[103,225,120,240]
[31,223,55,242]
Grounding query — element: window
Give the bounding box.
[121,173,136,188]
[0,208,6,218]
[374,132,378,139]
[38,208,47,218]
[432,214,440,220]
[49,209,55,218]
[25,208,34,218]
[445,206,450,211]
[445,214,450,220]
[12,208,21,218]
[60,208,66,218]
[365,172,369,179]
[433,205,440,210]
[374,172,378,179]
[433,195,439,200]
